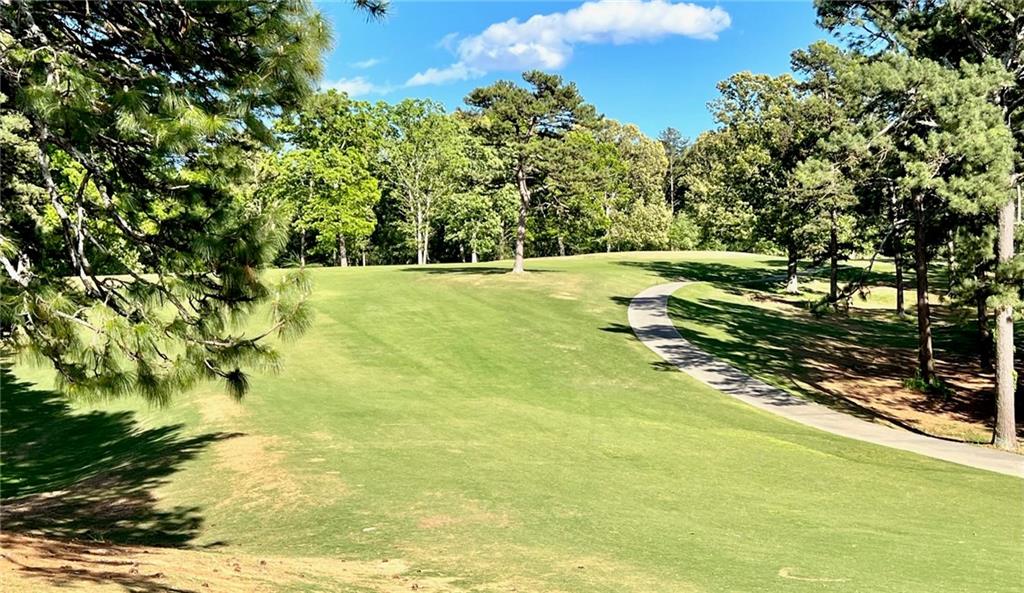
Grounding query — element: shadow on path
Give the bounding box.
[606,260,1022,440]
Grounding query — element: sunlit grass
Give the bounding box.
[7,252,1022,593]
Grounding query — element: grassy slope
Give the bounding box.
[5,252,1023,593]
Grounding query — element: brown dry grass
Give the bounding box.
[193,387,348,511]
[0,533,458,593]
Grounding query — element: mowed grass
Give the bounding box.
[5,252,1023,593]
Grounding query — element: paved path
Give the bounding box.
[628,282,1024,479]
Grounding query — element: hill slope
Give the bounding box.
[4,252,1021,593]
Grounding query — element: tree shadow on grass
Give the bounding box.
[602,299,901,424]
[617,259,786,286]
[616,258,902,290]
[1,366,236,591]
[607,259,1021,440]
[400,265,560,275]
[659,293,1020,438]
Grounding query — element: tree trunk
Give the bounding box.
[785,247,799,294]
[420,200,430,265]
[894,231,905,317]
[361,251,367,267]
[303,176,312,267]
[669,173,675,214]
[558,235,566,257]
[512,165,530,274]
[946,237,956,293]
[977,289,993,371]
[415,207,425,266]
[471,250,478,264]
[337,233,348,268]
[829,209,838,304]
[913,193,935,383]
[993,196,1017,450]
[604,203,613,253]
[423,225,429,265]
[890,188,904,316]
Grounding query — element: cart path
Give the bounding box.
[627,282,1023,479]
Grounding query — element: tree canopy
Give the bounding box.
[0,1,366,400]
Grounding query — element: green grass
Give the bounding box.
[4,252,1023,593]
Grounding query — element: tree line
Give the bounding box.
[673,1,1022,450]
[251,71,685,272]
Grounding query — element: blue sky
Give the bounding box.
[317,1,829,139]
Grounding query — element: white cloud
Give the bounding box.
[321,76,388,97]
[436,33,460,52]
[351,57,384,69]
[406,0,731,87]
[405,63,483,87]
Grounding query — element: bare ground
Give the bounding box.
[0,533,458,593]
[738,291,1022,447]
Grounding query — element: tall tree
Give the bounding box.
[275,90,383,266]
[601,121,672,251]
[711,72,830,293]
[464,71,596,273]
[677,129,759,251]
[442,186,516,264]
[0,0,370,400]
[380,100,466,265]
[263,148,380,267]
[659,127,689,212]
[791,42,866,305]
[539,129,608,256]
[819,0,1023,448]
[846,52,1014,385]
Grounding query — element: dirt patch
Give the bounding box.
[0,533,457,593]
[196,391,246,427]
[213,434,347,511]
[696,289,1022,447]
[412,496,511,531]
[193,383,350,508]
[415,509,509,530]
[784,328,1009,444]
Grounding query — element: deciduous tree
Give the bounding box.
[380,100,466,265]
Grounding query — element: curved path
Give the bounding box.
[628,282,1024,478]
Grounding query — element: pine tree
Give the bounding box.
[0,1,379,400]
[819,0,1022,447]
[464,71,596,273]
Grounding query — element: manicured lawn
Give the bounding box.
[4,252,1022,593]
